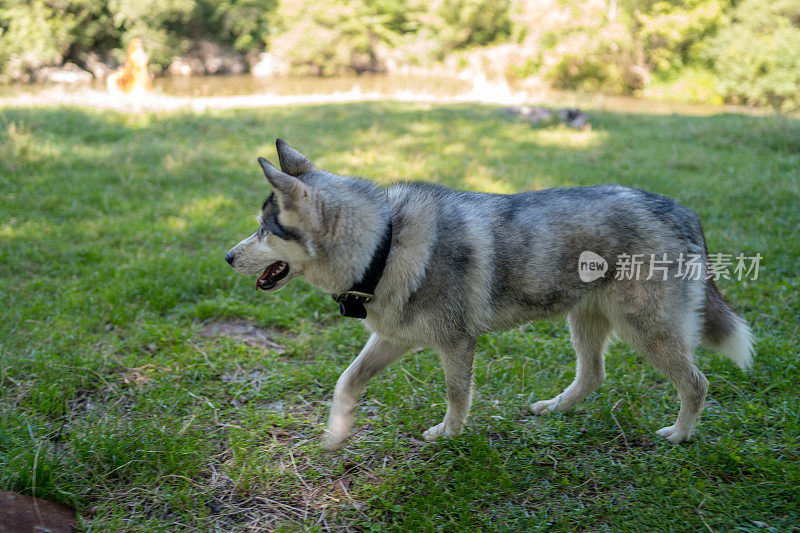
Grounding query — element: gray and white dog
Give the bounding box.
[225,139,753,448]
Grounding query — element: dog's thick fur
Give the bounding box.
[226,140,753,448]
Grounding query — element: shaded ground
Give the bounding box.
[0,491,77,533]
[202,319,287,352]
[0,102,798,531]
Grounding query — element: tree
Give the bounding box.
[706,0,800,110]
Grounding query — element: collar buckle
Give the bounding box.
[332,291,375,319]
[334,290,374,302]
[331,218,392,319]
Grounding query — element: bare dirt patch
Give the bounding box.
[0,491,77,533]
[201,319,287,353]
[202,447,386,531]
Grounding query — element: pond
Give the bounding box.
[156,74,758,116]
[153,73,473,98]
[0,73,767,116]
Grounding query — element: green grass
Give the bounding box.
[1,101,798,531]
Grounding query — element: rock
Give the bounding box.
[33,62,93,84]
[556,108,588,129]
[168,56,205,76]
[4,57,33,83]
[168,40,248,76]
[561,108,589,129]
[79,51,116,79]
[250,52,278,78]
[4,51,59,82]
[504,105,554,123]
[503,105,590,129]
[196,39,247,75]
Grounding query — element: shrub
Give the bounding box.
[705,0,800,110]
[437,0,512,50]
[0,0,278,77]
[269,0,425,75]
[540,0,729,94]
[0,1,74,78]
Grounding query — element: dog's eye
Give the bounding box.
[259,228,268,237]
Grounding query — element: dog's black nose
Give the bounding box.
[225,251,234,265]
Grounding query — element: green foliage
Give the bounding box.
[542,0,730,93]
[0,1,75,76]
[0,0,277,76]
[437,0,512,49]
[105,0,276,69]
[62,0,122,62]
[546,53,630,93]
[1,0,799,106]
[195,0,276,53]
[642,65,725,104]
[705,0,800,110]
[107,0,196,69]
[0,0,509,78]
[537,0,800,106]
[631,0,730,72]
[272,0,426,75]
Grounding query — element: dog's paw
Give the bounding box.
[321,432,348,451]
[422,422,446,441]
[423,421,462,442]
[655,425,692,444]
[323,407,352,450]
[530,396,564,415]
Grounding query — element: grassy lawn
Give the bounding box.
[1,101,798,531]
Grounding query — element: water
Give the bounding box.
[0,73,768,116]
[153,73,473,98]
[152,74,749,116]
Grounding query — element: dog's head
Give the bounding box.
[225,139,322,292]
[226,139,391,294]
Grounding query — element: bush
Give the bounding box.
[705,0,800,110]
[0,0,277,77]
[0,1,74,79]
[437,0,512,50]
[269,0,425,75]
[200,0,275,53]
[540,0,729,94]
[641,66,725,105]
[546,52,628,93]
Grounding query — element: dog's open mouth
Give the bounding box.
[255,261,289,291]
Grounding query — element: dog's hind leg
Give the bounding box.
[634,331,708,443]
[423,338,475,441]
[531,303,611,415]
[324,334,409,450]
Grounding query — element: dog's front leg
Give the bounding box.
[423,338,475,441]
[323,333,409,450]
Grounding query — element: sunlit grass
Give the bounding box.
[1,102,798,530]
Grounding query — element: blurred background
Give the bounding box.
[1,0,798,110]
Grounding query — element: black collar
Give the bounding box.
[332,219,393,318]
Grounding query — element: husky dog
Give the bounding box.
[225,140,753,449]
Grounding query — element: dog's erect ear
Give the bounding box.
[276,139,316,176]
[258,157,308,198]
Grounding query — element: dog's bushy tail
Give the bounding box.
[702,277,754,369]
